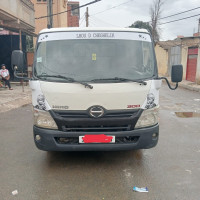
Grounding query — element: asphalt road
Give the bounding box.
[0,84,200,200]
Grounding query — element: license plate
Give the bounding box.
[79,134,115,144]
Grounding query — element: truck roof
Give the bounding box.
[39,27,149,34]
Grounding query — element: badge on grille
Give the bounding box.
[89,106,104,118]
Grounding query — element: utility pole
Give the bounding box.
[47,0,53,28]
[198,18,200,36]
[85,7,89,27]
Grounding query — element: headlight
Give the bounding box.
[135,106,159,128]
[33,108,58,129]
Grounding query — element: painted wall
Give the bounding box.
[155,44,169,76]
[195,47,200,84]
[181,38,200,84]
[181,46,188,80]
[31,0,68,35]
[156,37,200,84]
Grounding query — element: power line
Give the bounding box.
[88,18,97,27]
[160,13,200,25]
[35,0,102,20]
[79,13,85,21]
[90,15,120,27]
[160,6,200,20]
[79,15,85,27]
[91,0,134,16]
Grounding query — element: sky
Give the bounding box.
[74,0,200,41]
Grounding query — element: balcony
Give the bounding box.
[0,0,35,35]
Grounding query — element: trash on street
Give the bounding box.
[133,186,148,192]
[12,190,18,195]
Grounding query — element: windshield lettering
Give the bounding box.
[93,33,115,38]
[76,33,87,38]
[76,33,115,39]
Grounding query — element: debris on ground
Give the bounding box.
[185,169,192,174]
[133,186,148,192]
[12,190,18,195]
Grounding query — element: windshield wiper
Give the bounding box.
[90,77,147,85]
[37,74,93,89]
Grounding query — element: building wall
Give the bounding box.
[181,46,188,80]
[156,37,200,84]
[56,0,68,28]
[31,0,68,35]
[67,2,79,27]
[181,38,200,84]
[0,0,35,33]
[195,47,200,84]
[155,44,168,76]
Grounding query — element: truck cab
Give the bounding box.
[12,27,183,151]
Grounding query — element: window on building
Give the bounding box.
[70,4,80,16]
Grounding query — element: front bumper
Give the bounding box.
[33,124,159,151]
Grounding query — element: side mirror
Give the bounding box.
[158,64,183,90]
[11,50,24,71]
[171,65,183,83]
[11,50,30,80]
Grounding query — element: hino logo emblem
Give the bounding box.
[89,106,104,118]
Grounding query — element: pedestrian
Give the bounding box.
[0,64,13,90]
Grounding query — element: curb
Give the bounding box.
[162,78,200,92]
[178,82,200,92]
[0,96,31,113]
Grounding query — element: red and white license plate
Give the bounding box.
[79,134,115,144]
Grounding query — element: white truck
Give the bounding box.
[12,27,183,151]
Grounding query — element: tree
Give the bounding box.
[129,21,153,35]
[150,0,164,43]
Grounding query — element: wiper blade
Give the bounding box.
[114,77,147,85]
[90,77,147,85]
[37,74,93,89]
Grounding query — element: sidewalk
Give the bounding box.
[0,83,31,113]
[178,80,200,92]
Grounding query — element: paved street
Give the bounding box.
[0,84,200,200]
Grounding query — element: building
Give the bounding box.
[155,35,200,84]
[0,0,35,36]
[31,0,69,35]
[0,0,35,79]
[67,1,79,27]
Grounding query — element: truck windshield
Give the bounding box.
[34,38,156,82]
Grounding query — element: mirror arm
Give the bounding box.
[158,77,178,90]
[14,69,30,81]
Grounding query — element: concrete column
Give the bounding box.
[19,29,22,50]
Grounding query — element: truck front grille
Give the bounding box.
[55,111,135,119]
[50,109,142,133]
[62,124,131,132]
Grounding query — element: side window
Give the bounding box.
[142,42,154,74]
[35,42,47,75]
